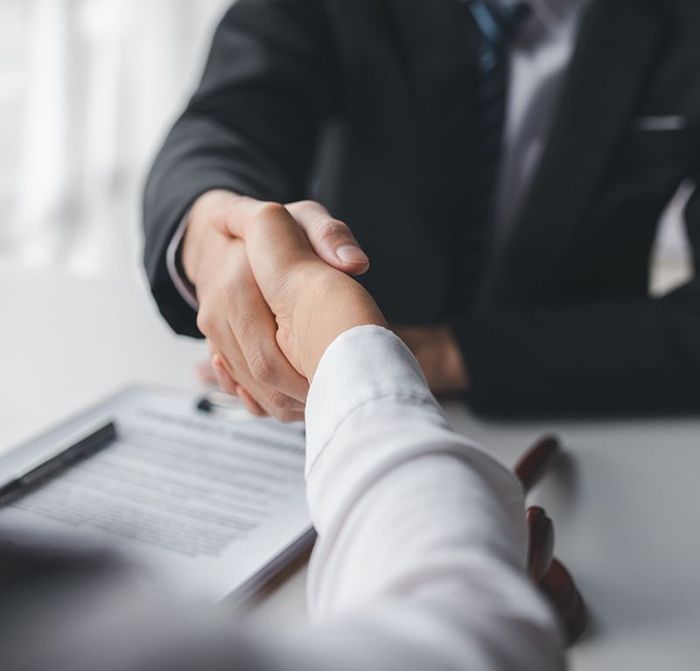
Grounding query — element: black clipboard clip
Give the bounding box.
[195,393,250,420]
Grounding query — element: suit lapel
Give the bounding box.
[488,0,668,303]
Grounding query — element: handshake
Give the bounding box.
[183,190,467,421]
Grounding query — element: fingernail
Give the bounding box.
[336,244,369,265]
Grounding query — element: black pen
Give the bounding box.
[0,420,117,507]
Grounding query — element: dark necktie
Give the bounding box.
[460,0,530,299]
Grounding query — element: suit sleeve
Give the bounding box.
[142,0,339,337]
[452,186,700,417]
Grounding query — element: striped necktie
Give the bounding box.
[460,0,530,298]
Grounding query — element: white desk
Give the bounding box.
[2,262,699,669]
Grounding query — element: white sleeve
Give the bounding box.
[295,325,565,671]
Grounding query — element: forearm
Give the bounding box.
[304,326,564,670]
[452,290,700,416]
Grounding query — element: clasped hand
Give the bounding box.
[183,191,385,420]
[183,190,467,421]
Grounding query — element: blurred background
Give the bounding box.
[0,0,693,292]
[0,0,231,278]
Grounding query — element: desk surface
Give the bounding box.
[2,262,699,669]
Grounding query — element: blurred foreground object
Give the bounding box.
[515,435,587,644]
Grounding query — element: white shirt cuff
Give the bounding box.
[165,214,199,311]
[305,325,440,476]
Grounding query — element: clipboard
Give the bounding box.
[0,385,314,605]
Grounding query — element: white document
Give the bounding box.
[0,388,312,602]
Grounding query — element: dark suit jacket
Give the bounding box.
[143,0,700,416]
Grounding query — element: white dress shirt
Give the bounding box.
[2,325,565,670]
[166,0,586,309]
[255,324,567,669]
[289,324,565,671]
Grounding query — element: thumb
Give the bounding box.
[285,200,369,275]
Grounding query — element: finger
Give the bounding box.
[236,381,304,423]
[214,324,305,420]
[196,359,218,386]
[237,375,305,421]
[229,292,309,403]
[239,386,304,423]
[211,354,239,396]
[214,352,272,418]
[286,200,369,275]
[206,323,261,408]
[236,385,268,417]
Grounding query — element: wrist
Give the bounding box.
[290,267,386,379]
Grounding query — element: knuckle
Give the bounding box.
[268,389,296,411]
[318,218,349,242]
[249,351,275,384]
[196,308,215,336]
[254,201,286,220]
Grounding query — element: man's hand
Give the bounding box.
[182,190,370,420]
[393,325,468,395]
[209,196,386,380]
